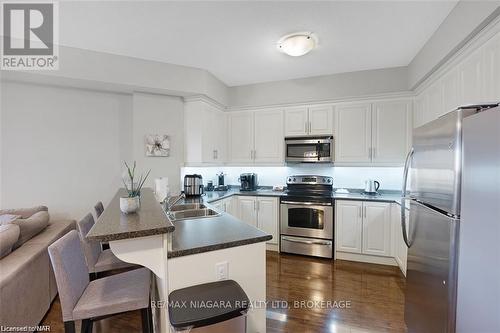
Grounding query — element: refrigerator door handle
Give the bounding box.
[401,148,414,248]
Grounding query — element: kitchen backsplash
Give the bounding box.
[181,166,403,190]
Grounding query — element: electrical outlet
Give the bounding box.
[215,261,228,280]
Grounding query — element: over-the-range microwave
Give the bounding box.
[285,136,334,163]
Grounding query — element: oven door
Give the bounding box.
[280,201,333,239]
[285,137,333,163]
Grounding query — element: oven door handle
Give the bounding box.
[282,236,332,246]
[281,200,332,206]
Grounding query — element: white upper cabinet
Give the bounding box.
[372,100,412,164]
[441,68,460,115]
[308,105,334,135]
[335,103,372,163]
[426,82,443,122]
[459,49,483,106]
[284,105,334,136]
[184,100,226,165]
[413,93,426,129]
[254,109,284,164]
[482,32,500,101]
[362,202,392,257]
[228,109,284,165]
[228,111,254,163]
[284,106,308,136]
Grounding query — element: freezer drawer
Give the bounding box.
[280,235,333,258]
[405,200,459,333]
[410,108,476,216]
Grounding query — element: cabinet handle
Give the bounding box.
[308,121,312,133]
[364,206,367,218]
[305,122,308,133]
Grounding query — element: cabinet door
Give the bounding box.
[213,109,227,162]
[413,94,426,128]
[201,108,217,163]
[256,197,278,245]
[482,32,500,102]
[442,68,460,115]
[426,82,443,123]
[225,197,238,217]
[392,203,408,276]
[284,106,308,136]
[362,202,391,256]
[254,109,284,164]
[335,103,372,163]
[211,199,224,212]
[459,50,483,106]
[309,105,334,135]
[237,196,257,227]
[372,100,412,164]
[228,112,254,163]
[336,200,363,253]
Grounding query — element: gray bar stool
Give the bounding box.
[94,201,104,218]
[77,213,137,279]
[48,230,152,333]
[94,201,110,250]
[168,280,250,332]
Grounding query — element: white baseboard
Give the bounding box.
[335,251,397,266]
[266,243,279,252]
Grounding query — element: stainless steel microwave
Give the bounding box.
[285,136,334,163]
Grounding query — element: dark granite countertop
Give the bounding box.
[202,187,402,204]
[87,188,174,242]
[167,209,272,258]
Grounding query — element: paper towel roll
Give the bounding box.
[154,177,169,202]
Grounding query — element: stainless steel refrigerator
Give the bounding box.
[401,103,500,333]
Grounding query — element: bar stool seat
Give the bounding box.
[93,248,132,273]
[168,280,250,331]
[73,267,150,320]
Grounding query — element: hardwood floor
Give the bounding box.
[266,251,406,333]
[41,251,406,332]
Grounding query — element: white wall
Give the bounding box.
[132,93,184,194]
[408,2,500,89]
[182,166,403,191]
[228,67,409,108]
[0,82,133,219]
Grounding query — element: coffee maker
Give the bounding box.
[239,173,258,191]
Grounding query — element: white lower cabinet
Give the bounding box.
[212,197,237,216]
[362,202,392,256]
[392,203,408,276]
[236,196,278,245]
[336,200,393,263]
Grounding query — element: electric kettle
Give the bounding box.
[364,180,380,194]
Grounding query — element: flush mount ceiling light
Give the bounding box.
[277,32,317,57]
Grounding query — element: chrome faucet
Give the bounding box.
[166,192,186,212]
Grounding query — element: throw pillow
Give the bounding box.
[0,224,21,258]
[11,211,50,249]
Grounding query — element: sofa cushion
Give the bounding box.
[11,211,50,249]
[0,206,48,219]
[0,214,21,225]
[0,224,20,258]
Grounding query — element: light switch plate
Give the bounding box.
[215,261,228,280]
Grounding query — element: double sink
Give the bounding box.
[167,203,221,222]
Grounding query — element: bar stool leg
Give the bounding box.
[141,307,153,333]
[81,319,93,333]
[63,321,75,333]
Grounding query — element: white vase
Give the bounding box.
[120,196,140,214]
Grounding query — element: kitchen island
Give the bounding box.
[87,188,271,333]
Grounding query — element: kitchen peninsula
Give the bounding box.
[87,188,271,333]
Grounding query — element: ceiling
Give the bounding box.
[59,1,458,87]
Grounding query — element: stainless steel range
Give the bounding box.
[280,175,334,258]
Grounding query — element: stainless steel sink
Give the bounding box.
[167,208,220,221]
[169,203,207,212]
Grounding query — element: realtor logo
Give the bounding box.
[1,2,59,70]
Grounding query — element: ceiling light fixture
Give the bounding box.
[277,32,317,57]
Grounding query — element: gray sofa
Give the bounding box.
[0,219,75,329]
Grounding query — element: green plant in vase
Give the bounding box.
[120,161,151,214]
